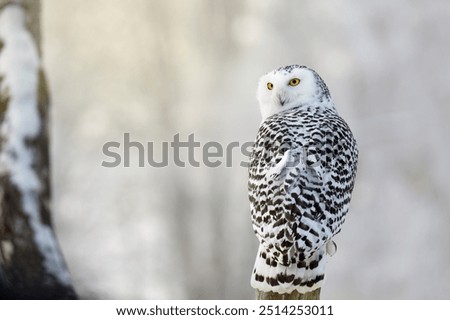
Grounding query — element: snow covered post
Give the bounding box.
[0,0,76,298]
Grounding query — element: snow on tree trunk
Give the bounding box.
[0,0,76,299]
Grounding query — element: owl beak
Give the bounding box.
[276,92,286,106]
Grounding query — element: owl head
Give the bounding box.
[256,65,333,120]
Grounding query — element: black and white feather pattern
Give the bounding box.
[249,65,358,294]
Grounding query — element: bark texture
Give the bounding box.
[0,0,76,299]
[256,288,321,300]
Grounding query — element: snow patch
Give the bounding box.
[0,6,71,285]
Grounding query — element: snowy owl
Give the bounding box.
[248,65,358,295]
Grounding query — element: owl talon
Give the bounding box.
[326,240,337,256]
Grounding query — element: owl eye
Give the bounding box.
[288,78,300,86]
[267,82,273,90]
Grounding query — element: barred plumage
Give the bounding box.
[249,65,358,294]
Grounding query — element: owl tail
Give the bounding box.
[250,244,328,294]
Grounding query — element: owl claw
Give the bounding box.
[326,240,337,256]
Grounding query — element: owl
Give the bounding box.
[248,65,358,295]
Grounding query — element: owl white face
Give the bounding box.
[257,66,329,120]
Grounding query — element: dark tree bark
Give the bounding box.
[0,0,76,299]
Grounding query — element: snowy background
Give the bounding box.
[42,0,450,299]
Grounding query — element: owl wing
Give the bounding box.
[279,116,357,253]
[269,130,332,256]
[251,118,355,263]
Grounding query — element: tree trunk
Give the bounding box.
[0,0,76,299]
[256,288,321,300]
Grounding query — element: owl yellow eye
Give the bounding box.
[267,82,273,90]
[288,78,300,86]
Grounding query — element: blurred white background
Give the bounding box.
[42,0,450,299]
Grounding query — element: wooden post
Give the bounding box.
[256,288,321,300]
[0,0,76,298]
